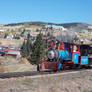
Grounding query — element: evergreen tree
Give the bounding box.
[21,34,32,58]
[30,33,45,64]
[21,40,27,57]
[26,34,32,56]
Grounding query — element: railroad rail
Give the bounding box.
[0,68,92,79]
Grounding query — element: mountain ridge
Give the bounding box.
[5,21,91,26]
[4,21,92,32]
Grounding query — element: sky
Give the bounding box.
[0,0,92,24]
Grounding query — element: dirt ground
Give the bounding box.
[0,70,92,92]
[0,56,36,73]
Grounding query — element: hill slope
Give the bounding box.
[5,21,91,32]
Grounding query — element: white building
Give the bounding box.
[0,29,6,32]
[45,25,67,30]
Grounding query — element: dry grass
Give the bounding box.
[19,58,29,64]
[0,56,36,73]
[5,63,36,72]
[0,65,5,72]
[0,56,6,72]
[0,38,23,46]
[0,56,4,64]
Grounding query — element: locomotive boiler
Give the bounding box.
[47,49,69,61]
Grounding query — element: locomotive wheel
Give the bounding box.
[61,64,66,70]
[72,64,77,69]
[53,70,57,72]
[77,65,82,69]
[88,65,91,69]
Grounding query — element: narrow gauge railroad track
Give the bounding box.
[0,68,92,79]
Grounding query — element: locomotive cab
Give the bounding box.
[88,46,92,66]
[80,45,92,67]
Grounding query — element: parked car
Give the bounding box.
[0,51,5,56]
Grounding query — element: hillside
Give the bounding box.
[59,22,91,32]
[5,21,92,32]
[5,21,53,27]
[0,21,92,44]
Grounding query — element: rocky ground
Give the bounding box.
[0,70,92,92]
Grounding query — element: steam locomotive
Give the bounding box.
[37,40,92,71]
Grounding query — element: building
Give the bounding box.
[45,25,67,30]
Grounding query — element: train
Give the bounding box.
[37,40,92,72]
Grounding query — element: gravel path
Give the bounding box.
[0,70,92,92]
